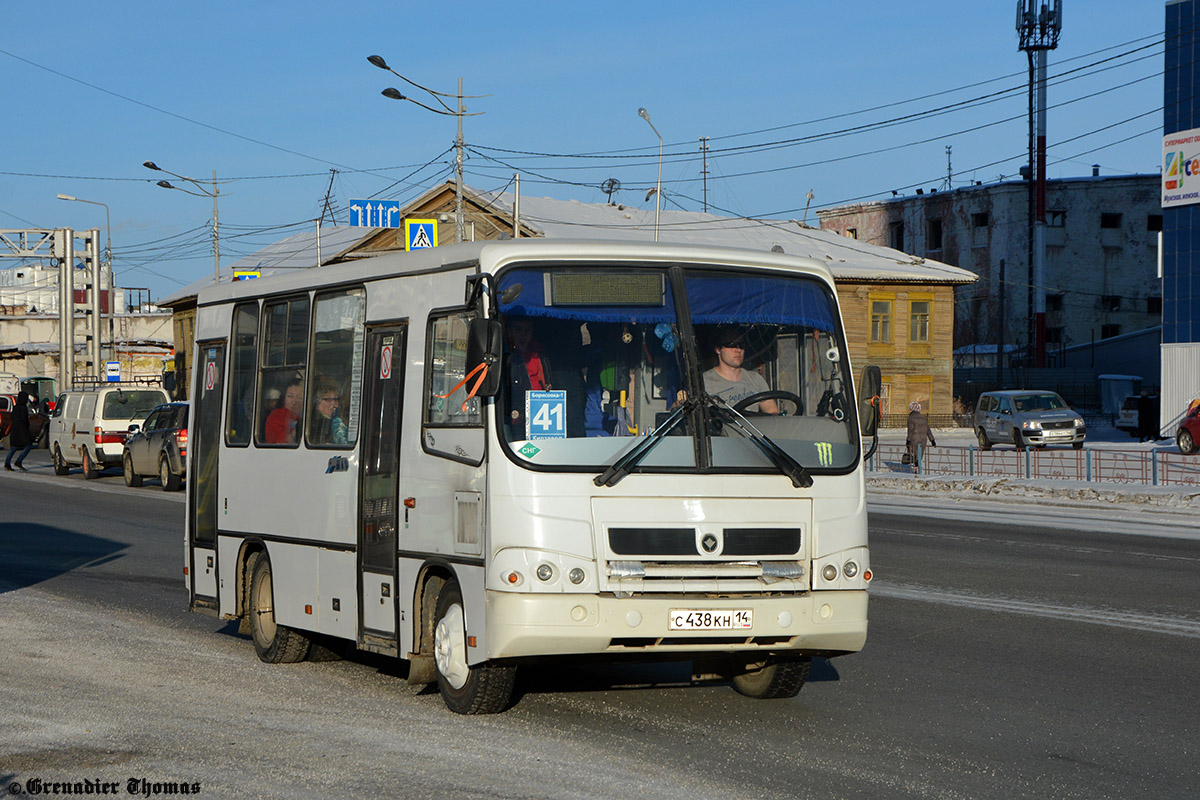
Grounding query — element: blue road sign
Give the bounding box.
[348,199,402,228]
[405,219,438,251]
[526,390,567,439]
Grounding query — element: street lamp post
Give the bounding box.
[638,107,663,242]
[368,55,485,244]
[143,161,221,283]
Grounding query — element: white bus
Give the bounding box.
[185,239,881,714]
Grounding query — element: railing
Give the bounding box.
[866,444,1200,488]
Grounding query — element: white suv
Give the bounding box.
[49,385,170,479]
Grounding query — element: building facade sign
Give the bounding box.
[1162,127,1200,207]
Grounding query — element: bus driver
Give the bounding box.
[702,327,780,414]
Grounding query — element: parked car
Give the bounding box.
[122,401,188,490]
[1177,400,1200,455]
[974,389,1086,450]
[1115,395,1140,436]
[48,385,170,479]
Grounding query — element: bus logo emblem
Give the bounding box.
[700,533,720,554]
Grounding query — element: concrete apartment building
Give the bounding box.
[816,173,1162,364]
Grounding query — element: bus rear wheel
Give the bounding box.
[731,657,811,699]
[433,580,515,714]
[249,554,310,664]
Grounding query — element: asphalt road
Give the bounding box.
[2,450,1198,799]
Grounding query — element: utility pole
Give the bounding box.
[1017,0,1063,368]
[58,229,75,392]
[699,136,710,212]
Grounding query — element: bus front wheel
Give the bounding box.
[731,657,811,699]
[433,581,515,714]
[249,554,310,664]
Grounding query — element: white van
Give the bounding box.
[49,385,170,478]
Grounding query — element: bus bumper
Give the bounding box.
[484,590,867,659]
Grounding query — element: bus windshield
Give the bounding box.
[496,264,858,474]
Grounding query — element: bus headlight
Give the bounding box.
[536,564,554,582]
[843,561,858,579]
[568,568,585,584]
[822,564,838,582]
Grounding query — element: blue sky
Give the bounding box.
[1,1,1165,300]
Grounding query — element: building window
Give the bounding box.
[870,299,892,343]
[909,300,931,343]
[971,212,989,247]
[845,227,858,240]
[1148,296,1162,314]
[1047,293,1065,312]
[889,221,905,251]
[1101,295,1121,312]
[1048,210,1066,227]
[1147,214,1163,232]
[1046,327,1064,345]
[1100,324,1121,339]
[927,218,943,251]
[1100,213,1122,229]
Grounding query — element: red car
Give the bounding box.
[1178,400,1200,455]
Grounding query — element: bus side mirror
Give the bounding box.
[859,365,881,436]
[465,318,503,398]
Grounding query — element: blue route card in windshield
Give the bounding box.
[526,390,567,439]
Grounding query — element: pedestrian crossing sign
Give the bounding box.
[405,219,438,251]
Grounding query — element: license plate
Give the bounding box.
[668,609,752,631]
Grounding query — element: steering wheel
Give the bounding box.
[732,390,804,416]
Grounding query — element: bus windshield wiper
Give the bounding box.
[594,398,698,487]
[705,395,813,489]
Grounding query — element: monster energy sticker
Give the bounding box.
[814,442,833,467]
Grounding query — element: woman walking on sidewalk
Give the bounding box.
[905,401,936,473]
[4,391,35,471]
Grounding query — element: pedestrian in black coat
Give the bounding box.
[5,391,35,471]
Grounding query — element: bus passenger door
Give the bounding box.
[188,340,224,611]
[358,324,406,646]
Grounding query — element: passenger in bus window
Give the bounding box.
[265,376,304,444]
[703,327,780,414]
[309,378,348,445]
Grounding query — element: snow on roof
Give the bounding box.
[478,190,977,285]
[158,225,369,307]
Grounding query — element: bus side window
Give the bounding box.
[226,301,259,446]
[425,310,481,427]
[255,295,310,447]
[305,288,365,448]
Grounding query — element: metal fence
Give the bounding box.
[866,444,1200,488]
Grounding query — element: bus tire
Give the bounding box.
[52,445,70,476]
[123,453,143,487]
[433,580,515,714]
[249,554,310,664]
[731,657,811,699]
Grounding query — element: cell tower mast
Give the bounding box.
[1017,0,1062,368]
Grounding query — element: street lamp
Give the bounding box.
[56,194,110,266]
[143,161,221,283]
[638,107,662,242]
[368,55,485,244]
